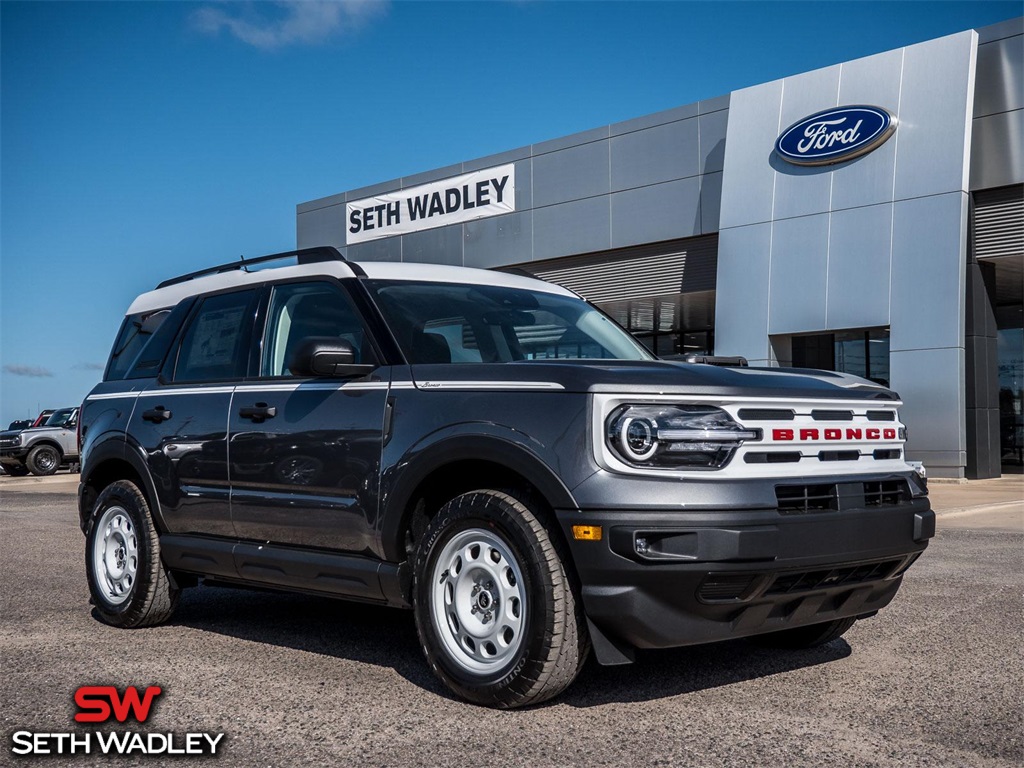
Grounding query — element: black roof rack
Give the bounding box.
[156,246,347,289]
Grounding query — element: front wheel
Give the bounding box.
[26,444,60,476]
[85,480,179,627]
[413,490,589,708]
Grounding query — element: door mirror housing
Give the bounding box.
[289,338,377,378]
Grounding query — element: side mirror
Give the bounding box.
[289,337,377,378]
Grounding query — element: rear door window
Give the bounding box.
[173,290,257,382]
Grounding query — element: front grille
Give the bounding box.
[698,574,758,602]
[0,439,18,448]
[775,479,912,513]
[775,484,838,512]
[864,480,910,506]
[811,409,853,421]
[737,408,794,421]
[817,450,861,462]
[766,559,903,595]
[744,451,802,464]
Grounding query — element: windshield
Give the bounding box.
[43,408,75,428]
[366,280,653,364]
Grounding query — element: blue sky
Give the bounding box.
[1,0,1019,424]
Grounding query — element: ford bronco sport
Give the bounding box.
[79,247,934,708]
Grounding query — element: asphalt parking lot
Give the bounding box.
[1,478,1021,767]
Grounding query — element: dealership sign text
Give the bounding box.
[9,685,225,757]
[775,106,896,166]
[347,164,515,244]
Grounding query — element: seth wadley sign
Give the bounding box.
[346,164,515,245]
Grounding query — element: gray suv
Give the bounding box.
[0,407,79,476]
[78,247,934,708]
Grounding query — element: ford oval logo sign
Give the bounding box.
[775,105,896,166]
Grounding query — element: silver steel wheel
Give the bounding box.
[430,528,527,674]
[92,505,139,606]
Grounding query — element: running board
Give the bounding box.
[160,535,410,607]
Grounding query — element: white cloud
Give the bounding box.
[192,1,388,50]
[4,364,54,378]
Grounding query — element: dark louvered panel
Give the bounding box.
[518,235,718,303]
[766,559,902,596]
[698,574,757,602]
[974,184,1023,260]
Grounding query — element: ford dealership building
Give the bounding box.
[297,18,1023,479]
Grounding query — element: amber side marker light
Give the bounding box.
[572,525,603,541]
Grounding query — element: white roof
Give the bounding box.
[126,260,574,315]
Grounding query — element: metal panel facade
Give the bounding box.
[296,99,728,265]
[716,30,979,476]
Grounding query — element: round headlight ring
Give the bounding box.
[620,416,658,461]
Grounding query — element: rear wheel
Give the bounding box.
[26,444,60,476]
[413,490,588,708]
[85,480,179,627]
[751,617,857,649]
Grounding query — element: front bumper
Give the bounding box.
[557,495,933,656]
[0,446,28,463]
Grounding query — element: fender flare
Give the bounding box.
[379,432,578,562]
[24,439,65,458]
[80,436,167,533]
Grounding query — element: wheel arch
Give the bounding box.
[380,435,579,564]
[79,439,165,534]
[26,439,64,458]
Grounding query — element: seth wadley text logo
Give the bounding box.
[9,685,226,757]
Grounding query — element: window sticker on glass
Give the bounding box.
[186,307,245,370]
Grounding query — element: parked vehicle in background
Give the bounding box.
[0,407,80,476]
[78,247,934,708]
[30,409,55,428]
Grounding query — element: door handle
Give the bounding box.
[142,406,172,423]
[239,403,277,423]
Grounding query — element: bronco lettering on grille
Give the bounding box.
[772,428,897,441]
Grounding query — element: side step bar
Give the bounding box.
[160,535,410,608]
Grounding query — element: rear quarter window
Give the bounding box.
[104,309,172,381]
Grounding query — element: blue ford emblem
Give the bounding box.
[775,105,896,166]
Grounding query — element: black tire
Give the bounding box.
[5,464,30,477]
[413,490,589,709]
[750,616,857,649]
[26,444,60,476]
[84,480,179,627]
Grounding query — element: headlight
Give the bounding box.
[606,405,759,469]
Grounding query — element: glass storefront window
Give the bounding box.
[789,327,891,387]
[598,292,715,359]
[998,326,1023,467]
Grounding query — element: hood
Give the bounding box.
[11,424,71,437]
[409,359,899,401]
